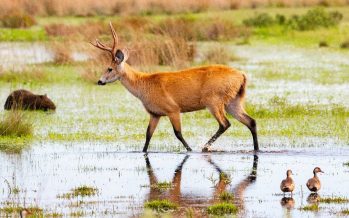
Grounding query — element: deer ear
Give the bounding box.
[115,49,124,63]
[122,48,129,62]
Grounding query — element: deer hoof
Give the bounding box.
[202,146,211,152]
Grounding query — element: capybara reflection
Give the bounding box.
[4,89,56,111]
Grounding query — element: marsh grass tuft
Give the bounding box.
[144,199,178,212]
[344,162,349,167]
[57,185,98,199]
[319,196,349,204]
[219,192,234,202]
[0,205,43,216]
[300,204,320,211]
[207,202,238,215]
[0,111,33,137]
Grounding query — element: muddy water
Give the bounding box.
[0,146,348,217]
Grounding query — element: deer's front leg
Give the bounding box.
[168,113,192,152]
[143,114,160,152]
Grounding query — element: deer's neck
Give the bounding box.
[119,63,145,98]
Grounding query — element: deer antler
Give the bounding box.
[90,21,119,57]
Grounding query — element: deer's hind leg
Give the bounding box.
[202,103,231,152]
[226,98,259,151]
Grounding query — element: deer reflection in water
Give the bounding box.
[143,154,259,216]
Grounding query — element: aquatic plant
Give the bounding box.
[144,199,178,212]
[207,202,238,215]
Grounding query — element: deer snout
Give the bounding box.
[97,80,106,85]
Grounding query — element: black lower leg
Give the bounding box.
[142,125,151,152]
[206,120,231,146]
[248,118,259,151]
[174,130,192,151]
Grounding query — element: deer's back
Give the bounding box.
[141,65,245,114]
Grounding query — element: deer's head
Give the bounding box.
[90,22,129,85]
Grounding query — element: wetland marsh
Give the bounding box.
[0,5,348,218]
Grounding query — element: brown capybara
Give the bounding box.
[4,89,56,111]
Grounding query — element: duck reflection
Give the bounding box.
[281,197,295,209]
[307,193,320,204]
[143,154,259,215]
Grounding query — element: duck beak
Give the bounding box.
[320,170,324,173]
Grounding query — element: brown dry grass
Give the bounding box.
[202,43,238,64]
[0,0,348,16]
[51,42,72,64]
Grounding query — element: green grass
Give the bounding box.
[0,27,47,41]
[207,202,238,215]
[0,63,83,84]
[1,7,349,48]
[344,162,349,167]
[300,204,320,211]
[319,197,349,204]
[144,199,178,212]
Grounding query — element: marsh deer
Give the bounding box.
[91,22,259,152]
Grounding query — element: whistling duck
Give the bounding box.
[306,167,324,192]
[280,170,295,196]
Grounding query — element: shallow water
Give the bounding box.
[0,146,348,217]
[0,42,88,70]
